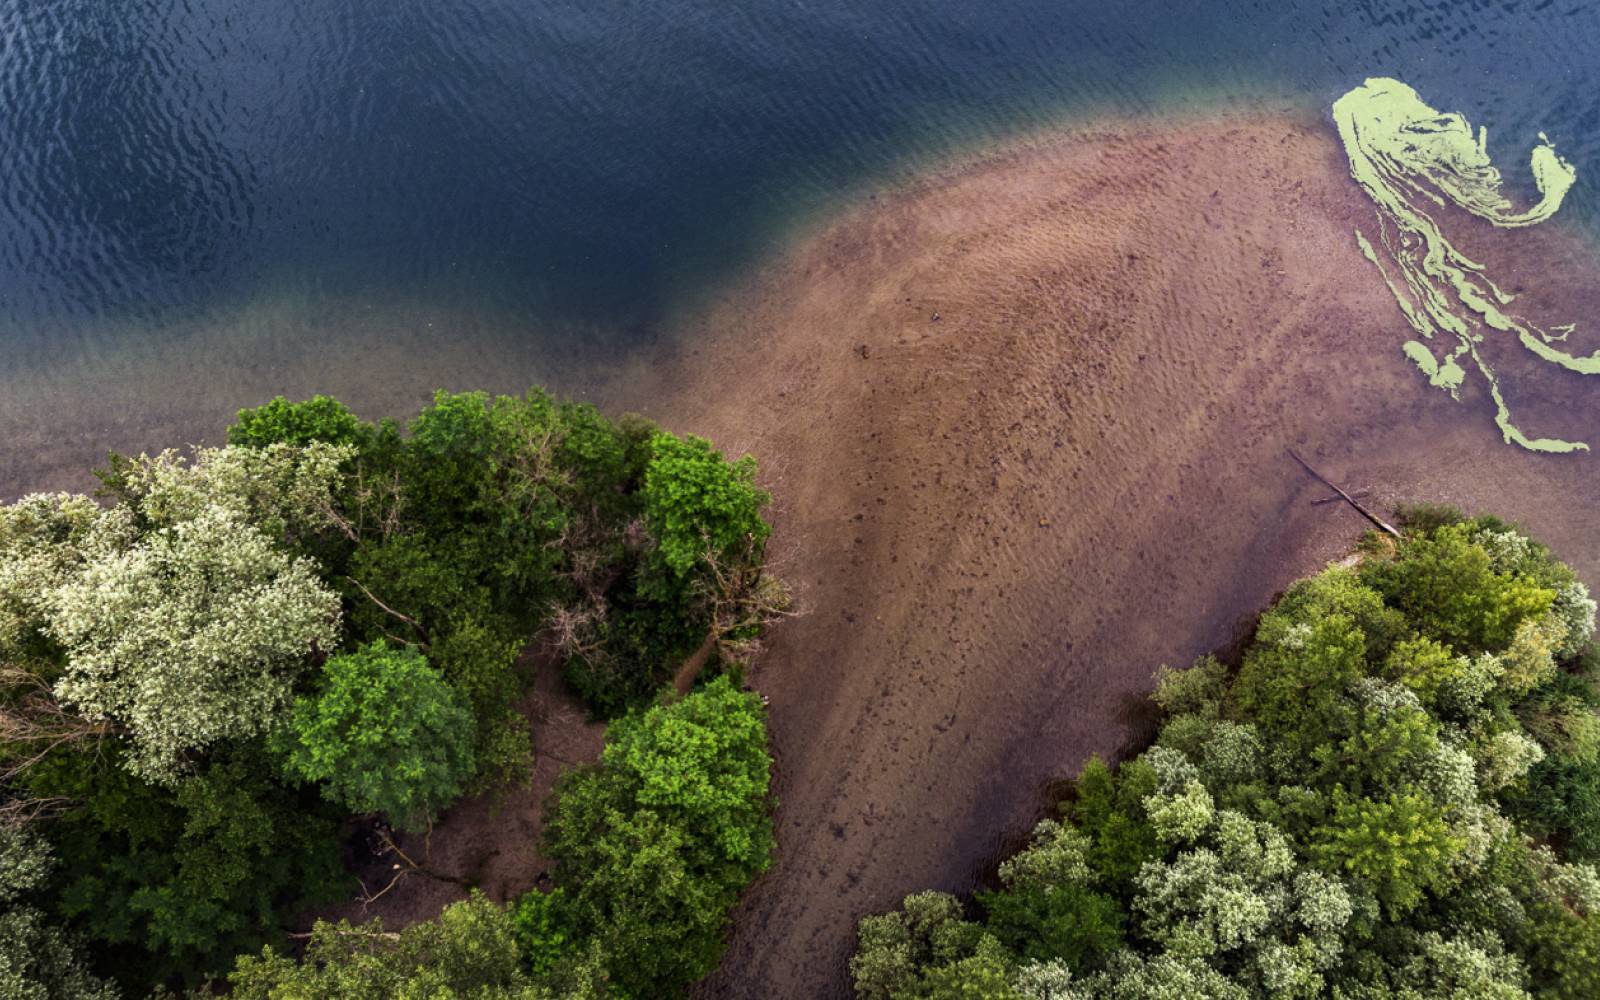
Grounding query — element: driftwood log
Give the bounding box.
[1287,449,1401,539]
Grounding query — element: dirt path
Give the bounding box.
[594,113,1600,997]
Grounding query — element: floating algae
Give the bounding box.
[1333,77,1597,453]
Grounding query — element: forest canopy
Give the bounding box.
[852,506,1600,999]
[0,389,781,996]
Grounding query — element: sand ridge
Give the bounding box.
[597,112,1600,997]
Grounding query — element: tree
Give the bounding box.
[598,674,773,868]
[97,444,353,549]
[31,748,345,988]
[228,395,369,450]
[47,506,340,783]
[1132,812,1295,960]
[1069,754,1160,889]
[542,677,775,996]
[1361,523,1554,654]
[1231,611,1370,761]
[1311,789,1463,916]
[640,433,770,582]
[851,892,987,1000]
[277,642,476,830]
[978,820,1123,969]
[853,519,1600,999]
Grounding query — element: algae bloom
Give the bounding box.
[1333,77,1595,453]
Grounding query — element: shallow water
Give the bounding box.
[2,0,1600,487]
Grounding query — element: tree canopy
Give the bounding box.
[0,388,780,994]
[276,641,476,830]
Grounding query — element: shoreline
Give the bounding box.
[6,108,1600,996]
[615,112,1600,997]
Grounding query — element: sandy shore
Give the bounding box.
[601,112,1600,997]
[8,109,1600,996]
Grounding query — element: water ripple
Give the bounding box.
[0,0,1597,363]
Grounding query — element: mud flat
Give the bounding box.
[601,112,1600,997]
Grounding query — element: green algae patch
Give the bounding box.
[1334,77,1595,453]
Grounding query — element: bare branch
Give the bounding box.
[346,577,429,643]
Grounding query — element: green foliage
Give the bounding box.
[277,642,476,830]
[0,824,120,1000]
[1361,523,1555,653]
[978,819,1123,970]
[1151,656,1228,719]
[46,504,341,783]
[1523,899,1600,1000]
[854,514,1600,998]
[1070,755,1160,889]
[1382,635,1467,707]
[641,433,770,582]
[2,458,345,785]
[851,891,989,1000]
[1311,789,1462,915]
[228,892,554,999]
[542,676,775,996]
[598,674,774,867]
[1232,612,1368,761]
[510,888,580,979]
[3,387,780,994]
[1392,501,1466,536]
[229,395,369,450]
[980,885,1121,971]
[227,676,776,997]
[29,747,345,989]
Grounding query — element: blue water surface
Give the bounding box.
[1,0,1598,386]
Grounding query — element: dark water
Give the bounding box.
[2,0,1599,477]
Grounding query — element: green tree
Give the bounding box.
[1231,612,1369,762]
[1361,523,1554,653]
[31,748,344,988]
[851,892,989,1000]
[277,642,476,829]
[1311,789,1463,916]
[1070,754,1160,890]
[228,395,369,450]
[978,820,1123,969]
[542,677,774,996]
[226,892,590,999]
[853,519,1600,999]
[641,433,770,582]
[599,674,774,868]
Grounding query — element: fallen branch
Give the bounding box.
[1287,449,1400,539]
[346,577,429,644]
[1310,489,1371,506]
[355,821,470,909]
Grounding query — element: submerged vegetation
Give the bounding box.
[1334,77,1598,453]
[852,506,1600,998]
[0,389,780,995]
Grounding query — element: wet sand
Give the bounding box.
[605,113,1600,997]
[8,110,1600,996]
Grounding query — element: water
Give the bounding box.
[2,0,1600,485]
